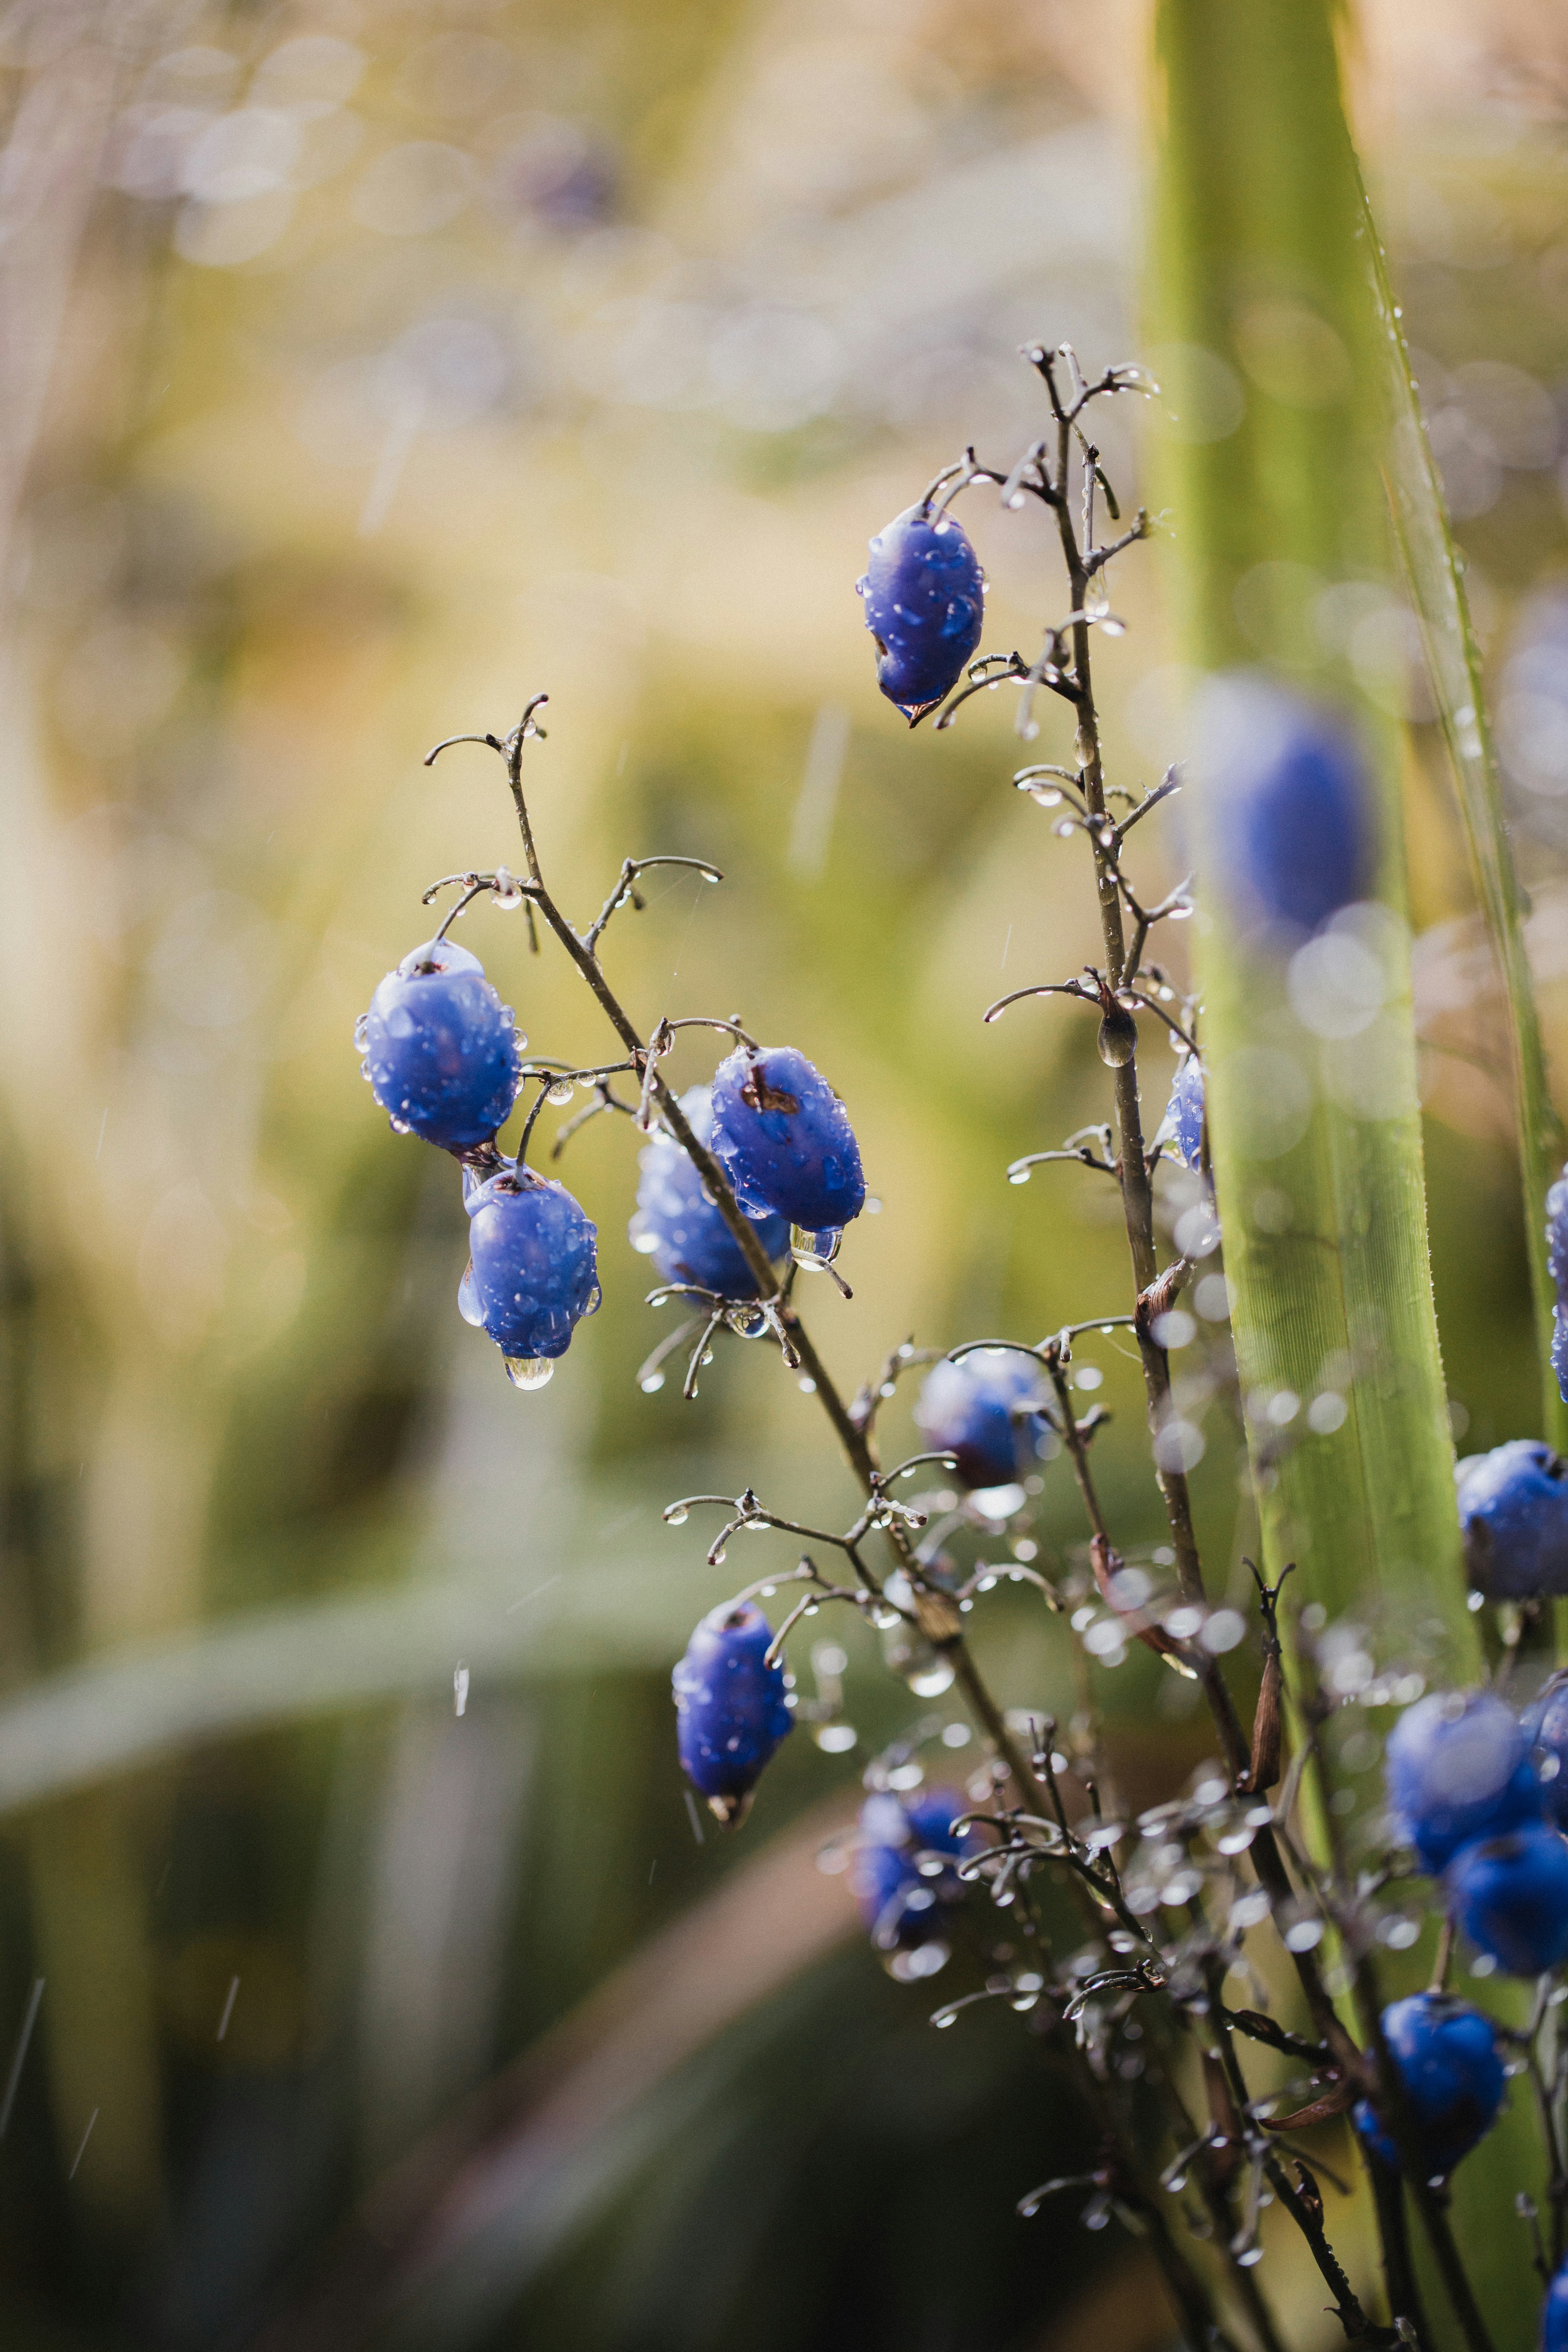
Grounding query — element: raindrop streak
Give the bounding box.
[683,1790,706,1846]
[216,1976,240,2043]
[94,1108,107,1161]
[505,1576,561,1615]
[454,1662,470,1716]
[68,2108,98,2179]
[0,1979,43,2138]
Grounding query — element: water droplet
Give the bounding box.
[791,1225,842,1270]
[584,1283,602,1316]
[667,1506,689,1526]
[505,1355,555,1390]
[547,1079,574,1106]
[458,1261,485,1326]
[353,1014,369,1051]
[360,1059,371,1080]
[640,1371,666,1393]
[1009,1169,1030,1185]
[492,867,525,910]
[1030,787,1063,808]
[388,1114,412,1134]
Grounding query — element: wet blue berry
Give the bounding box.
[1198,676,1376,937]
[1352,1992,1505,2178]
[1548,1168,1568,1405]
[1384,1688,1542,1873]
[672,1601,794,1823]
[850,1787,972,1975]
[1456,1440,1568,1601]
[1527,1682,1568,1831]
[1154,1054,1205,1171]
[463,1163,599,1380]
[359,937,522,1150]
[1544,2253,1568,2352]
[1446,1822,1568,1977]
[710,1045,865,1249]
[629,1086,788,1298]
[857,504,985,722]
[915,1352,1049,1492]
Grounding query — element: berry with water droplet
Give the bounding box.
[1154,1054,1205,1171]
[1384,1688,1541,1873]
[1352,1993,1504,2177]
[710,1045,865,1237]
[1446,1822,1568,1976]
[1456,1440,1568,1601]
[464,1162,600,1367]
[915,1352,1049,1491]
[672,1602,793,1823]
[360,937,522,1150]
[857,505,985,723]
[1199,676,1376,938]
[850,1788,973,1965]
[629,1085,788,1298]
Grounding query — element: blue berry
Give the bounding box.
[1384,1688,1542,1873]
[672,1601,794,1822]
[1456,1441,1568,1600]
[463,1163,599,1379]
[1527,1682,1568,1830]
[1199,677,1376,936]
[629,1086,788,1298]
[1154,1054,1205,1171]
[1544,2254,1568,2352]
[851,1787,972,1969]
[359,937,522,1150]
[1352,1993,1505,2178]
[1548,1168,1568,1405]
[857,504,985,722]
[1446,1822,1568,1976]
[915,1352,1050,1491]
[710,1045,866,1245]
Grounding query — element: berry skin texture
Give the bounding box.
[1548,1168,1568,1405]
[1352,1993,1505,2178]
[850,1788,972,1968]
[628,1085,788,1298]
[915,1352,1049,1492]
[672,1602,794,1824]
[1155,1055,1206,1172]
[1446,1823,1568,1977]
[361,937,522,1150]
[1198,674,1376,938]
[464,1164,599,1362]
[1528,1683,1568,1832]
[710,1045,866,1237]
[1545,2255,1568,2352]
[1456,1440,1568,1601]
[1384,1687,1542,1873]
[856,504,985,723]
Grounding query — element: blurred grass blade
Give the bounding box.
[1359,170,1568,1449]
[1145,0,1476,1658]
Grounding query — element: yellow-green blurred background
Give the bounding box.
[1,1,1568,2345]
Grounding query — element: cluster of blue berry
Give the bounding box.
[356,345,1568,2352]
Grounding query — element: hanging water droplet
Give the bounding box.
[547,1079,574,1106]
[458,1260,485,1326]
[492,866,525,911]
[1030,787,1063,808]
[791,1225,842,1270]
[360,1059,372,1080]
[388,1114,412,1134]
[1009,1168,1030,1186]
[505,1355,554,1390]
[640,1371,666,1393]
[1097,998,1138,1068]
[353,1014,369,1051]
[584,1283,602,1315]
[667,1506,689,1526]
